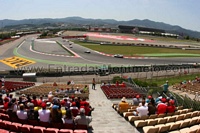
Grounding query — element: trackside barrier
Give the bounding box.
[1,63,199,77]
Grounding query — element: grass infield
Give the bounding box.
[75,41,200,57]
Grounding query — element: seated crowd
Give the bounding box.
[0,92,93,129]
[118,94,176,117]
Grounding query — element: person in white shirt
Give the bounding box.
[74,108,92,127]
[75,89,81,94]
[133,100,149,117]
[38,102,51,122]
[17,104,27,120]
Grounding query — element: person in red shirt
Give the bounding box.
[167,100,176,113]
[116,81,119,87]
[157,101,167,114]
[3,97,9,110]
[31,95,38,107]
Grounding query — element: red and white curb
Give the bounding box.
[94,51,151,59]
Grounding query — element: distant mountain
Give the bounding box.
[0,17,200,38]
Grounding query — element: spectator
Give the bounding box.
[26,94,32,103]
[17,104,28,120]
[84,102,94,116]
[74,108,92,127]
[167,100,176,113]
[157,100,167,115]
[146,95,152,104]
[46,102,52,110]
[148,99,156,115]
[51,105,62,123]
[0,93,3,105]
[163,81,169,94]
[11,98,18,113]
[116,80,119,87]
[7,102,17,119]
[53,82,58,87]
[1,77,5,87]
[67,81,71,85]
[27,102,39,120]
[92,78,96,90]
[62,109,74,124]
[155,96,162,105]
[38,102,51,122]
[83,85,88,93]
[118,97,129,113]
[70,102,79,117]
[133,95,140,106]
[31,95,38,107]
[3,97,9,110]
[75,97,81,109]
[75,88,81,94]
[133,100,149,117]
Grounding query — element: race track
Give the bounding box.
[0,34,200,71]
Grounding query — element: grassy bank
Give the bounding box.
[75,41,200,57]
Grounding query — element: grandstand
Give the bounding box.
[1,77,200,133]
[118,25,165,34]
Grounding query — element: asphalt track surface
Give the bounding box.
[1,34,200,71]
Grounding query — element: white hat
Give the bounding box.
[166,80,168,83]
[80,108,85,114]
[121,97,126,102]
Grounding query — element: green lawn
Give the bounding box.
[144,73,200,86]
[76,41,200,57]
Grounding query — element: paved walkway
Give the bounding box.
[89,84,140,133]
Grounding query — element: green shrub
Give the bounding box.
[112,76,123,83]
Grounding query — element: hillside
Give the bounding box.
[0,17,200,38]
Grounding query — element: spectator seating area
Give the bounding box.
[17,83,89,99]
[0,81,35,93]
[173,82,200,95]
[112,104,200,133]
[0,110,88,133]
[101,85,143,99]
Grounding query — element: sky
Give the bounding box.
[0,0,199,31]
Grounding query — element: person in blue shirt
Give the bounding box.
[163,81,169,94]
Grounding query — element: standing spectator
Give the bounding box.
[92,78,96,90]
[163,81,169,94]
[116,80,119,87]
[17,104,28,120]
[74,108,92,127]
[38,102,51,122]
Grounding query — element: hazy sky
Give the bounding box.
[0,0,199,31]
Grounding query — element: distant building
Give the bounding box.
[118,25,165,34]
[89,27,112,32]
